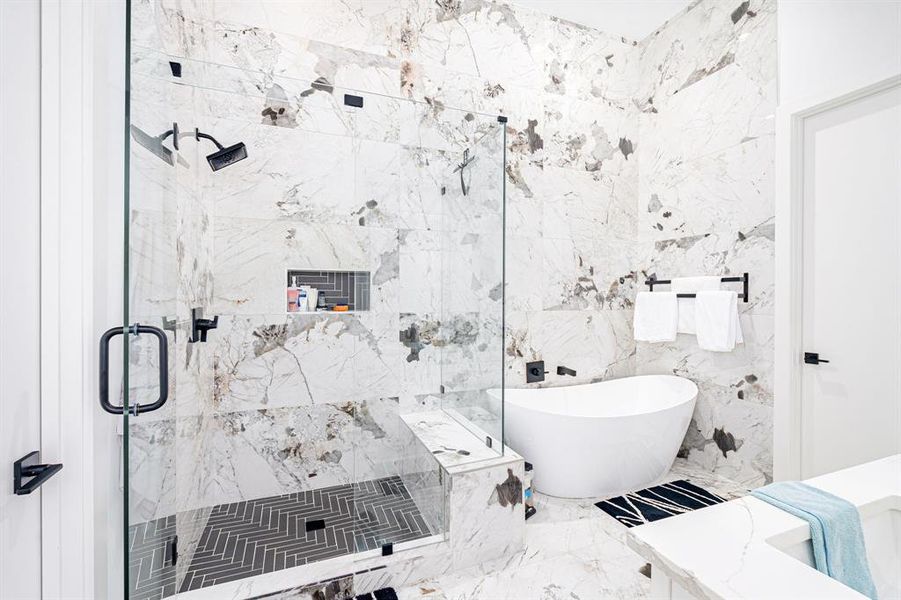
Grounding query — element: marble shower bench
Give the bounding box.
[178,411,525,600]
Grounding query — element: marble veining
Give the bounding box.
[627,456,900,600]
[400,411,499,469]
[126,0,777,594]
[392,459,747,600]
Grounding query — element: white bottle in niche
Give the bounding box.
[297,287,308,312]
[307,288,319,312]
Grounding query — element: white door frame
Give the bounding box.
[773,74,901,481]
[38,0,103,597]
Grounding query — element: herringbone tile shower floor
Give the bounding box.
[128,476,434,599]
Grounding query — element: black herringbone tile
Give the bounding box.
[128,476,433,598]
[128,515,177,600]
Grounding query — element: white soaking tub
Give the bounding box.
[493,375,697,498]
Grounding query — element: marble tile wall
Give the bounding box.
[632,0,777,486]
[126,0,776,535]
[126,0,644,523]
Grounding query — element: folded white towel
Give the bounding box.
[672,276,722,334]
[634,292,678,342]
[695,290,744,351]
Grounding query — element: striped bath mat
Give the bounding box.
[595,479,726,527]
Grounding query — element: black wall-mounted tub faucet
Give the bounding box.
[557,365,577,377]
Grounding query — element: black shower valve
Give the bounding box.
[190,307,218,343]
[526,360,548,383]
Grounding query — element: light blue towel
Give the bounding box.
[751,481,878,599]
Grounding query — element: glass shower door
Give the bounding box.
[121,43,185,599]
[119,2,503,595]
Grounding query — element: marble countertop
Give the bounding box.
[627,455,901,599]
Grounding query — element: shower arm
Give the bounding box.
[453,148,477,196]
[158,123,225,152]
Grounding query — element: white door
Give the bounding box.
[0,0,44,596]
[801,83,901,478]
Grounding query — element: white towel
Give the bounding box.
[634,292,678,342]
[695,290,744,351]
[671,276,722,334]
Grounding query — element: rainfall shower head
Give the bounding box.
[130,123,247,171]
[130,125,175,166]
[194,129,248,171]
[206,142,248,171]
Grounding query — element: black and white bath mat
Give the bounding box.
[595,479,726,527]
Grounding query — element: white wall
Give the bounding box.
[90,1,126,596]
[778,0,901,106]
[0,1,43,597]
[774,0,901,480]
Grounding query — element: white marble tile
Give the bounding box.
[206,125,357,224]
[400,411,500,469]
[538,163,637,244]
[539,236,638,311]
[126,2,779,596]
[210,313,393,410]
[635,226,775,315]
[640,314,774,402]
[394,458,751,600]
[635,313,774,486]
[447,458,525,571]
[627,456,898,600]
[635,0,776,108]
[192,0,403,59]
[638,135,775,241]
[637,66,776,174]
[211,218,399,315]
[126,417,177,524]
[505,310,636,389]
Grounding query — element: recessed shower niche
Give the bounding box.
[286,269,371,312]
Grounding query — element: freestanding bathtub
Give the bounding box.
[494,375,698,498]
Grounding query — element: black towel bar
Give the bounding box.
[644,273,750,303]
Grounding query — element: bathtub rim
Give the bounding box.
[492,374,698,419]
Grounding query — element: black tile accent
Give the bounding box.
[128,476,432,598]
[344,94,364,108]
[169,61,182,77]
[288,270,370,310]
[305,518,326,532]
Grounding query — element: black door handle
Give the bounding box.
[804,352,830,365]
[14,451,63,495]
[99,323,169,414]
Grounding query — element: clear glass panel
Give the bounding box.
[124,42,183,600]
[438,109,506,451]
[349,91,450,558]
[123,23,505,594]
[171,67,362,593]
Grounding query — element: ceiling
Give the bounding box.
[513,0,694,42]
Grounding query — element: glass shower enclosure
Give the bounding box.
[104,3,507,598]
